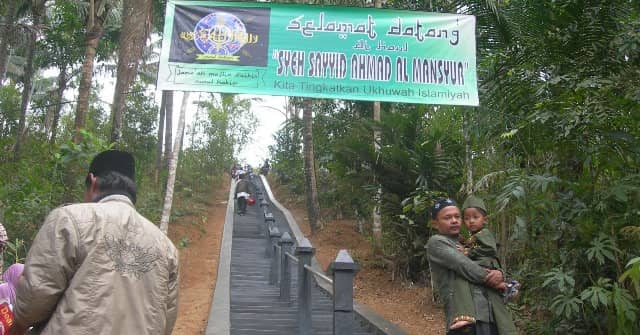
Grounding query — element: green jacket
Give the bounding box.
[466,228,501,269]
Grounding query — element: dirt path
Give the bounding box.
[169,176,445,335]
[168,177,229,335]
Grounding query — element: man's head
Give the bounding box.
[85,150,137,203]
[462,195,488,233]
[430,198,462,236]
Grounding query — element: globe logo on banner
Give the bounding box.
[194,11,247,56]
[169,5,270,66]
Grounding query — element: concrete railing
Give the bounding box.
[256,188,359,335]
[256,177,408,335]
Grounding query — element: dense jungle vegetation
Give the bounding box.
[1,0,639,334]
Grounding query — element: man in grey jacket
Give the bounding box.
[11,150,179,335]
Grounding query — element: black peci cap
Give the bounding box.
[431,198,457,219]
[88,150,135,181]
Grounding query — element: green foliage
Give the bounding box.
[611,284,638,335]
[178,236,190,249]
[135,182,164,224]
[270,117,304,194]
[37,0,85,70]
[1,0,638,333]
[4,238,27,265]
[266,1,640,332]
[185,93,254,177]
[0,131,112,253]
[619,257,640,298]
[586,234,620,266]
[549,293,582,320]
[117,83,160,160]
[0,84,21,139]
[385,189,447,282]
[542,268,576,293]
[580,278,612,309]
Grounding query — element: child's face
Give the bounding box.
[463,207,488,233]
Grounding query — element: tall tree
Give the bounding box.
[190,93,256,172]
[164,90,173,164]
[110,0,152,143]
[13,0,46,161]
[155,90,167,183]
[72,0,115,143]
[371,0,383,244]
[0,0,18,84]
[302,98,321,233]
[38,0,85,144]
[220,93,257,157]
[160,91,189,234]
[47,68,67,144]
[462,108,473,196]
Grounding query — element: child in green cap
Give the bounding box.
[447,195,519,333]
[460,195,519,296]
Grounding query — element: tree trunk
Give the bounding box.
[49,68,68,145]
[159,91,189,234]
[164,91,174,165]
[0,0,17,85]
[66,3,108,199]
[371,0,383,243]
[372,101,382,242]
[288,97,300,154]
[110,0,152,143]
[13,6,41,161]
[73,8,107,144]
[155,91,167,184]
[302,98,321,233]
[463,109,473,196]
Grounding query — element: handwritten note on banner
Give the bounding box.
[158,1,478,106]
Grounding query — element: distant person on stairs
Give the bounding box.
[10,150,179,335]
[235,171,253,215]
[261,159,270,176]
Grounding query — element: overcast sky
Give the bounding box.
[94,74,287,167]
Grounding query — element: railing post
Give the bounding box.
[295,238,315,335]
[262,212,274,236]
[330,250,359,335]
[264,212,275,223]
[260,199,270,215]
[265,221,275,257]
[269,226,282,285]
[279,232,294,301]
